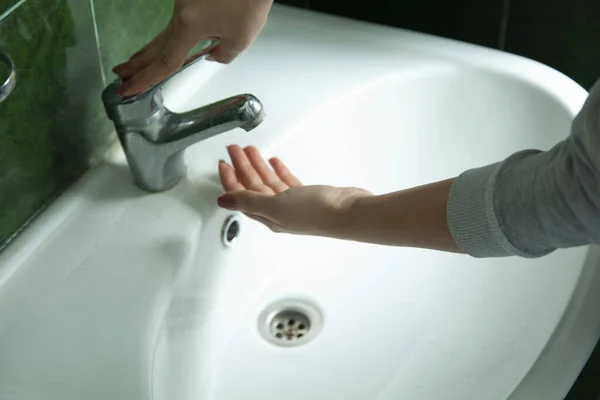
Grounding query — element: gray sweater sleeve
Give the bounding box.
[447,78,600,258]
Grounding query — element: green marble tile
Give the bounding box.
[0,0,26,20]
[0,0,114,248]
[92,0,173,83]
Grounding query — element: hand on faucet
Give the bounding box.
[112,0,274,97]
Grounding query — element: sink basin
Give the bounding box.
[1,5,600,400]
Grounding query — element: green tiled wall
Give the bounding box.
[0,0,24,18]
[0,0,113,248]
[0,0,174,249]
[0,0,190,250]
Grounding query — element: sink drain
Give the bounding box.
[222,215,240,247]
[270,310,311,341]
[258,299,323,347]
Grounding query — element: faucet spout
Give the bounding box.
[101,57,266,192]
[163,94,265,151]
[118,93,265,192]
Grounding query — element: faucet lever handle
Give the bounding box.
[120,39,218,103]
[102,39,218,124]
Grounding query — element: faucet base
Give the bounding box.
[131,175,184,193]
[121,131,187,193]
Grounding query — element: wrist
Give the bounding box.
[333,189,373,240]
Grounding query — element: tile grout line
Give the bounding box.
[0,0,28,22]
[498,0,511,50]
[88,0,106,85]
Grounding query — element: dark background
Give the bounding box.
[277,0,600,89]
[275,0,600,399]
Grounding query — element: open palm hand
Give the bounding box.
[217,145,371,236]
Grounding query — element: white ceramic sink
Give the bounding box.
[1,5,600,400]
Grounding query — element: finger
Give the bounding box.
[112,62,128,77]
[218,160,245,192]
[209,2,269,63]
[208,39,244,64]
[130,28,168,59]
[131,16,174,60]
[113,29,169,77]
[207,28,256,62]
[208,45,241,64]
[116,55,177,97]
[244,146,289,193]
[183,39,219,65]
[227,145,274,194]
[116,31,194,96]
[115,47,162,80]
[116,35,168,79]
[217,191,278,218]
[268,158,303,187]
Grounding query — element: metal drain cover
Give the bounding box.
[258,299,323,347]
[270,310,311,341]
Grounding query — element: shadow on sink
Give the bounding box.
[81,162,147,202]
[81,161,225,218]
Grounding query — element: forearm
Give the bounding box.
[338,78,600,257]
[339,179,463,252]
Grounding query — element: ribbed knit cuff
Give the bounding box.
[447,162,528,258]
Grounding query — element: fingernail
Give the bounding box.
[115,86,126,96]
[113,64,127,75]
[205,54,216,62]
[217,194,237,210]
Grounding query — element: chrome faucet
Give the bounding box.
[101,55,265,192]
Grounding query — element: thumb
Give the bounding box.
[207,43,242,64]
[207,35,252,64]
[217,191,277,216]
